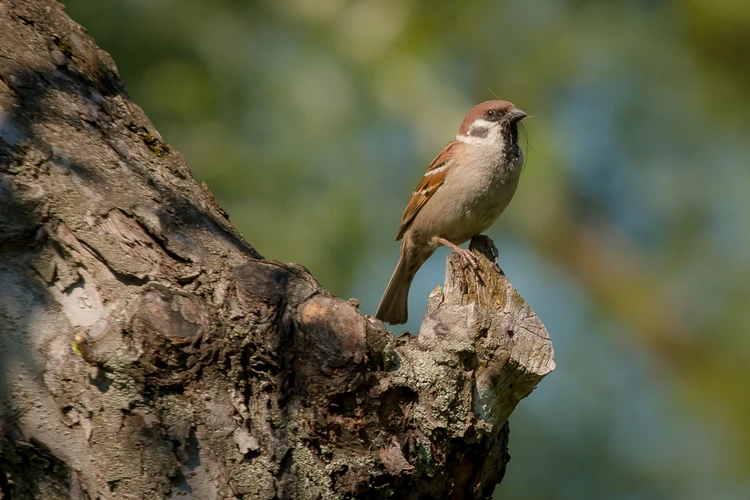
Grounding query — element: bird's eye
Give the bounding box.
[486,110,496,118]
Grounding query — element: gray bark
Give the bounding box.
[0,0,555,498]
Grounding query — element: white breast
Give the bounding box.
[423,144,523,244]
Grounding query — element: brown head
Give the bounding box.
[456,100,527,140]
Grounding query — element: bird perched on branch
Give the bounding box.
[375,100,527,325]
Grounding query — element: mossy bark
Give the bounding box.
[0,1,554,498]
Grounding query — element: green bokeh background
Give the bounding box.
[64,0,750,498]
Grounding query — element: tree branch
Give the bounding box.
[0,1,554,498]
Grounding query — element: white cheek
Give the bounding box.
[457,122,504,146]
[471,118,494,129]
[487,127,504,143]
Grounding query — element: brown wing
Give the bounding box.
[396,140,461,240]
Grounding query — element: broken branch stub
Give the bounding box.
[221,236,555,498]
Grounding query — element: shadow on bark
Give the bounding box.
[0,1,554,498]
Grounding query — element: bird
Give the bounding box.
[375,100,527,325]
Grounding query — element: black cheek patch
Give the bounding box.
[470,126,489,138]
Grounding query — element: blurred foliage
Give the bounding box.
[65,0,750,498]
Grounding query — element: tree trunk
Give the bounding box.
[0,1,555,498]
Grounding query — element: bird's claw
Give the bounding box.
[434,237,481,272]
[456,248,479,271]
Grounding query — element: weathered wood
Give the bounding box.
[0,1,554,498]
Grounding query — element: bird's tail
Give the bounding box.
[375,254,413,325]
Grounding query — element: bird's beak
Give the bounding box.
[507,109,527,123]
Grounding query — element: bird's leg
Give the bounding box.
[434,237,479,271]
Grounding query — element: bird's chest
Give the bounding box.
[418,145,524,244]
[461,149,523,218]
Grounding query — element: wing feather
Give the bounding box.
[396,140,461,240]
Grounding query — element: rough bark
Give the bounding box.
[0,1,555,498]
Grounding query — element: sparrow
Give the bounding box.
[375,100,527,325]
